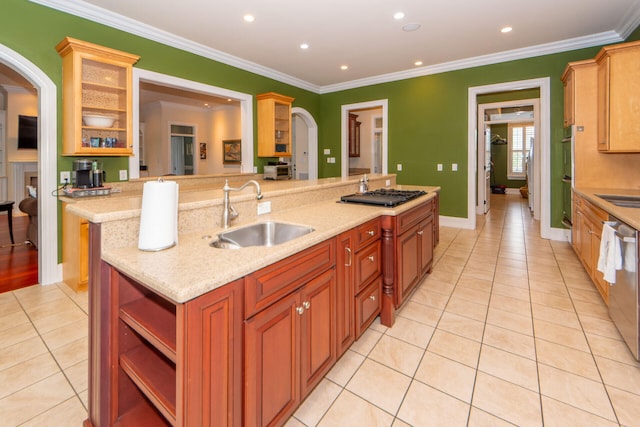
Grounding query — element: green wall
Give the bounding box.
[2,0,636,240]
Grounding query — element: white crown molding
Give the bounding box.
[30,0,632,95]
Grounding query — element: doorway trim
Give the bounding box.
[468,77,560,240]
[291,107,318,180]
[0,44,59,285]
[341,99,388,177]
[131,68,254,177]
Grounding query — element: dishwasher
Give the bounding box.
[608,216,639,361]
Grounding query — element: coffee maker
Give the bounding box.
[72,159,104,188]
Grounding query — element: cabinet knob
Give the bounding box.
[303,301,311,310]
[367,230,375,236]
[296,306,305,315]
[369,295,376,301]
[417,230,424,236]
[368,255,375,262]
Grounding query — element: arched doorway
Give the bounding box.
[291,107,318,180]
[0,44,59,285]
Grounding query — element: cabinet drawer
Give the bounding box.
[355,277,381,338]
[245,240,335,318]
[354,240,381,294]
[354,218,380,251]
[396,199,433,235]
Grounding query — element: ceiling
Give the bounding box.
[35,0,640,93]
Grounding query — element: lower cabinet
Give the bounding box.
[62,203,89,291]
[244,268,336,427]
[381,195,437,326]
[572,193,609,303]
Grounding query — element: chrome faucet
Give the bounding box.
[222,179,263,228]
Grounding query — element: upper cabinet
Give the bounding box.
[56,37,140,156]
[257,92,294,157]
[595,40,640,153]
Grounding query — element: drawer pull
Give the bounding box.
[369,295,376,301]
[368,255,375,262]
[302,301,311,310]
[367,230,375,236]
[345,247,352,267]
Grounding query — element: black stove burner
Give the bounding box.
[340,188,427,207]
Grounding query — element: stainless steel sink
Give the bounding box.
[596,194,640,208]
[210,221,315,249]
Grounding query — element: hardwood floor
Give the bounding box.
[0,214,38,293]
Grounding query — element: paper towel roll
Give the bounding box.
[138,179,179,251]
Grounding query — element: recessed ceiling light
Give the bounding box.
[300,43,309,50]
[393,12,405,20]
[340,65,348,70]
[414,61,423,66]
[243,14,255,22]
[402,23,421,32]
[501,26,512,33]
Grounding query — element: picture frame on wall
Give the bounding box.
[200,142,207,159]
[223,139,241,164]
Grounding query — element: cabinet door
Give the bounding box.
[300,268,337,398]
[590,229,610,304]
[354,240,382,294]
[244,292,300,427]
[336,231,355,357]
[181,279,243,427]
[563,67,575,127]
[418,216,434,278]
[597,56,610,151]
[396,224,420,306]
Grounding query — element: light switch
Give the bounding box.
[323,148,331,155]
[452,163,458,172]
[397,164,402,171]
[437,164,443,171]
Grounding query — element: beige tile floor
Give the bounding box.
[2,194,640,426]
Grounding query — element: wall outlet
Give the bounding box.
[397,164,402,171]
[60,171,70,184]
[437,164,443,171]
[452,163,458,172]
[119,169,128,180]
[253,166,258,173]
[385,179,391,186]
[257,201,271,215]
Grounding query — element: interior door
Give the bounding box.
[484,125,491,214]
[171,136,184,175]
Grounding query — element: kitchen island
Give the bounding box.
[72,175,440,427]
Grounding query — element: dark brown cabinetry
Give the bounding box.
[244,241,336,427]
[87,261,243,427]
[348,113,361,157]
[381,195,437,326]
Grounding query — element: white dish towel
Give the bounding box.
[597,221,621,284]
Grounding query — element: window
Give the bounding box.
[508,122,534,180]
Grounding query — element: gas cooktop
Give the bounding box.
[339,188,427,207]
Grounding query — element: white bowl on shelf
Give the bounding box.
[83,114,115,128]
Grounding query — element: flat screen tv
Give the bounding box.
[18,115,37,149]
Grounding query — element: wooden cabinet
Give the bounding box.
[56,37,139,156]
[87,262,243,427]
[62,203,89,292]
[562,65,575,127]
[380,195,438,326]
[244,241,336,427]
[348,113,361,157]
[572,193,609,303]
[336,231,356,356]
[595,40,640,152]
[257,92,294,157]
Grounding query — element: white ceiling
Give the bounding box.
[28,0,640,93]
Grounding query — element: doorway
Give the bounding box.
[341,99,388,178]
[170,124,195,175]
[468,77,554,239]
[291,107,318,180]
[0,44,59,286]
[477,99,539,216]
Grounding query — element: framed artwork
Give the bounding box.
[200,142,207,159]
[223,139,241,164]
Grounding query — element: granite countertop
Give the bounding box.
[573,187,640,230]
[95,183,439,304]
